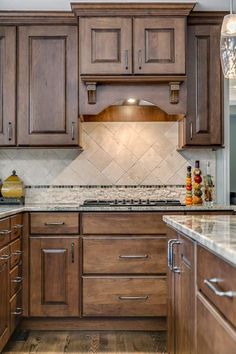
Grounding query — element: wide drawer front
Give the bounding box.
[0,217,11,248]
[10,289,22,334]
[11,214,24,241]
[10,238,22,269]
[10,263,23,298]
[83,277,167,317]
[82,212,173,235]
[197,246,236,328]
[197,293,236,354]
[83,237,167,274]
[30,212,79,234]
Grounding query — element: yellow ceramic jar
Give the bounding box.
[1,170,25,199]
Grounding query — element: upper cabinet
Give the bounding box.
[0,27,16,146]
[80,17,186,76]
[179,15,223,148]
[18,25,78,146]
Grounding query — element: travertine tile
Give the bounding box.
[88,148,112,171]
[102,161,125,184]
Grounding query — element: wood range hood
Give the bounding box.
[72,2,195,122]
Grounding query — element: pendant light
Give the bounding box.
[221,0,236,78]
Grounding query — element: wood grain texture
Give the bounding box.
[197,245,236,328]
[11,214,23,242]
[83,276,167,317]
[0,26,16,146]
[3,330,167,353]
[83,237,167,274]
[0,218,11,249]
[30,212,79,235]
[10,237,22,269]
[0,245,10,353]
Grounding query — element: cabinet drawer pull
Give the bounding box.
[11,307,22,315]
[190,122,193,140]
[71,242,75,263]
[13,224,24,230]
[0,254,11,260]
[138,49,142,69]
[0,229,11,235]
[71,122,75,141]
[168,239,181,272]
[11,250,23,256]
[204,278,236,298]
[119,255,149,259]
[12,276,23,283]
[125,49,129,70]
[118,296,149,301]
[44,222,65,226]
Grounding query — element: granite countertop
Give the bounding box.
[163,214,236,266]
[0,203,235,219]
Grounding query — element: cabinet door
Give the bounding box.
[0,246,10,353]
[197,293,236,354]
[0,27,16,146]
[30,237,79,317]
[80,17,132,74]
[185,25,222,146]
[133,18,185,74]
[18,26,78,146]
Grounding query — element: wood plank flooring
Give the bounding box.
[3,331,167,353]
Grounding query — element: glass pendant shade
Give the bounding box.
[221,14,236,78]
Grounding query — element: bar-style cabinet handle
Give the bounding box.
[13,224,24,229]
[190,122,193,140]
[11,276,23,283]
[11,307,22,315]
[204,278,236,298]
[0,229,11,235]
[167,239,181,273]
[119,255,149,259]
[71,242,75,263]
[138,49,142,70]
[71,122,75,141]
[8,122,13,141]
[44,222,65,226]
[125,49,129,70]
[0,254,11,260]
[11,250,23,256]
[118,296,149,301]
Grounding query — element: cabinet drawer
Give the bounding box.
[83,276,167,317]
[10,289,22,334]
[30,212,79,234]
[0,218,11,248]
[11,214,24,241]
[10,238,22,269]
[10,263,23,298]
[83,237,166,274]
[197,246,236,328]
[197,293,236,354]
[82,212,173,235]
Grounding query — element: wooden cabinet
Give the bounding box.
[80,16,186,75]
[0,26,16,146]
[18,25,78,146]
[167,232,195,354]
[30,237,80,317]
[80,17,132,75]
[179,23,223,147]
[133,18,185,74]
[0,245,10,353]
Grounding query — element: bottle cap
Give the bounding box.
[195,160,200,168]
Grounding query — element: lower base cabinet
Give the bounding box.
[0,246,10,353]
[197,293,236,354]
[30,237,80,317]
[83,276,167,317]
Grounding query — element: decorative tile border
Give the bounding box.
[25,184,186,189]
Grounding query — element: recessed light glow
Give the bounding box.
[127,98,136,104]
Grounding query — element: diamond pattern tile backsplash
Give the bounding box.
[0,122,216,186]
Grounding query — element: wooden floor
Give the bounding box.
[3,331,167,353]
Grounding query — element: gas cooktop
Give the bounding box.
[82,199,184,207]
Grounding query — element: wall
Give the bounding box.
[0,122,216,187]
[0,0,230,11]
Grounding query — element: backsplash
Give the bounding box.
[0,122,216,186]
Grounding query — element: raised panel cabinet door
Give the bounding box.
[133,18,185,74]
[30,237,79,317]
[0,245,10,353]
[186,25,222,146]
[0,27,16,146]
[80,17,132,74]
[18,26,78,146]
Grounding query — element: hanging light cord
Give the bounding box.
[230,0,233,14]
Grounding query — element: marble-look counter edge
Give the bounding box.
[0,204,234,219]
[163,215,236,267]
